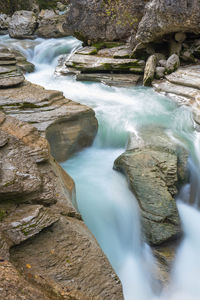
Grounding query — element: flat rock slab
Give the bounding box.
[152,65,200,124]
[0,81,98,162]
[65,53,145,73]
[76,73,142,87]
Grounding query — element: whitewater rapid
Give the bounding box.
[1,35,200,300]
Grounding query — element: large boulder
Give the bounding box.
[136,0,200,44]
[8,11,37,39]
[0,112,123,299]
[152,65,200,124]
[63,0,147,43]
[114,126,188,246]
[0,80,98,162]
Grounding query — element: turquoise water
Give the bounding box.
[1,35,200,300]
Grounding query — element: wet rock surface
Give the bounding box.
[0,80,98,162]
[0,112,123,299]
[114,127,188,246]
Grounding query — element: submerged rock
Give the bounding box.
[0,80,98,162]
[0,112,123,299]
[114,126,188,246]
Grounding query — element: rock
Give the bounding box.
[0,81,98,162]
[63,0,147,43]
[8,11,37,39]
[143,54,157,86]
[159,59,167,68]
[0,112,123,299]
[152,65,200,124]
[65,53,145,73]
[57,1,67,11]
[0,47,33,87]
[155,66,165,79]
[76,46,97,56]
[10,49,35,73]
[114,127,188,246]
[169,39,182,56]
[36,9,67,38]
[166,54,180,74]
[180,50,196,63]
[1,205,59,245]
[0,0,39,15]
[175,32,186,43]
[154,53,166,62]
[0,261,52,300]
[136,0,200,44]
[0,14,10,35]
[76,73,142,87]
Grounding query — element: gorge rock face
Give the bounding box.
[63,0,147,43]
[0,80,98,162]
[114,127,188,246]
[136,0,200,44]
[8,11,37,39]
[0,112,123,299]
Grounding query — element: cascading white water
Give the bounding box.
[1,34,200,300]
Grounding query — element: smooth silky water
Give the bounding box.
[1,35,200,300]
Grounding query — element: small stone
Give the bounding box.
[143,54,157,86]
[175,32,186,43]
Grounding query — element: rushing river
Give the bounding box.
[1,35,200,300]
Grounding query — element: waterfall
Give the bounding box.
[1,34,200,300]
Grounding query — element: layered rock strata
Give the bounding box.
[153,65,200,124]
[0,112,123,300]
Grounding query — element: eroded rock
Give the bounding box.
[36,9,67,38]
[0,112,123,299]
[0,81,98,162]
[114,127,188,246]
[64,53,145,73]
[143,54,157,86]
[8,10,37,39]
